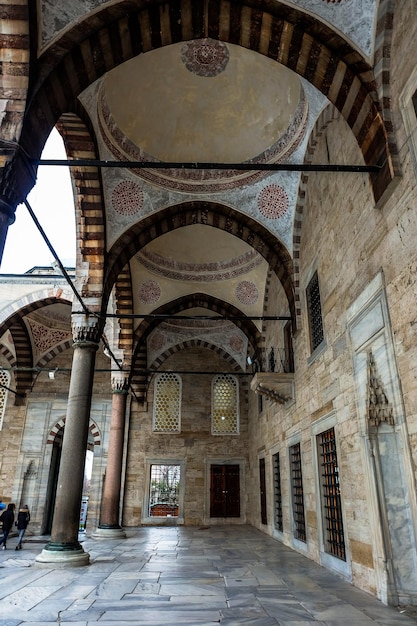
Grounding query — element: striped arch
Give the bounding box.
[0,290,73,327]
[56,112,106,309]
[113,265,134,370]
[35,341,73,369]
[146,340,247,405]
[47,417,101,446]
[149,339,243,374]
[10,1,395,210]
[373,0,398,177]
[104,201,295,326]
[292,104,341,329]
[0,343,16,369]
[130,292,262,402]
[8,319,32,404]
[0,296,72,402]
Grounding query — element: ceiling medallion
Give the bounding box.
[236,281,259,305]
[111,181,143,215]
[138,280,161,304]
[181,39,230,77]
[258,184,289,219]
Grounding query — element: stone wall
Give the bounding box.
[122,346,249,527]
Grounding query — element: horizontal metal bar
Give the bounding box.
[32,159,380,173]
[2,366,252,376]
[72,311,292,321]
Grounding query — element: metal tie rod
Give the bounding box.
[32,159,381,173]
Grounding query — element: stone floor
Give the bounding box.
[0,525,416,625]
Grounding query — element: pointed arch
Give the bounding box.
[47,417,101,446]
[56,112,106,309]
[104,201,295,326]
[130,292,262,402]
[5,1,396,212]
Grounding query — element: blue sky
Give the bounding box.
[1,128,76,274]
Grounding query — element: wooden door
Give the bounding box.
[259,457,267,525]
[210,464,240,517]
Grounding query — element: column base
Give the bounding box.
[35,542,90,567]
[92,526,127,540]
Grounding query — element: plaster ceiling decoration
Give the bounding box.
[147,318,248,370]
[98,40,308,193]
[28,304,72,330]
[132,225,268,330]
[26,317,72,357]
[136,225,266,283]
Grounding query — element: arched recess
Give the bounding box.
[6,1,396,210]
[0,296,72,402]
[130,292,262,402]
[146,341,248,407]
[104,201,294,324]
[149,339,243,374]
[47,417,101,446]
[56,111,106,309]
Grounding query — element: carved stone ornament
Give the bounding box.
[367,352,394,426]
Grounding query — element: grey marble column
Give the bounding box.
[93,377,128,539]
[36,326,99,567]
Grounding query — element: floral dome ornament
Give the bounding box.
[181,38,230,77]
[111,181,144,215]
[138,280,161,304]
[258,184,289,219]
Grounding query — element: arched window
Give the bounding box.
[211,374,239,435]
[153,373,182,432]
[0,369,10,430]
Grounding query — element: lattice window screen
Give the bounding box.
[212,374,239,434]
[153,373,181,432]
[0,370,10,430]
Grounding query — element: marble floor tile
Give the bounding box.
[0,526,416,625]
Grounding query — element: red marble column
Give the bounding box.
[95,379,128,539]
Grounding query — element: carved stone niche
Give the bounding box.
[250,372,294,404]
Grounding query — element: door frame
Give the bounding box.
[205,458,246,525]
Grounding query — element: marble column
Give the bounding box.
[36,325,99,567]
[93,376,128,539]
[0,197,15,268]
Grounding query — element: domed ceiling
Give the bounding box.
[98,39,308,192]
[131,225,269,333]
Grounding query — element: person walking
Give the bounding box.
[15,504,30,550]
[0,503,15,549]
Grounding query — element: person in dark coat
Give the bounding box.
[0,503,15,549]
[15,504,30,550]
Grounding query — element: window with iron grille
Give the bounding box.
[153,373,181,432]
[0,369,10,430]
[148,463,180,517]
[318,427,346,561]
[212,374,239,434]
[273,452,283,532]
[290,442,306,542]
[306,272,324,352]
